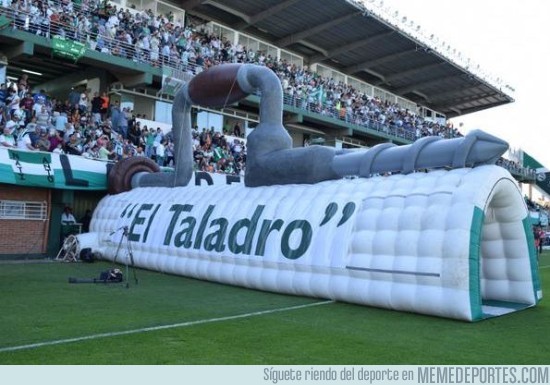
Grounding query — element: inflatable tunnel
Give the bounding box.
[80,164,541,321]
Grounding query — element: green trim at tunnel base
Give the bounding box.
[470,209,543,321]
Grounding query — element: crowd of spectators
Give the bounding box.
[497,158,536,180]
[0,0,537,179]
[0,0,459,141]
[0,78,248,175]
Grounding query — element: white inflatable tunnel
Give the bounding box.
[81,165,541,321]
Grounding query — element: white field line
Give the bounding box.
[0,300,334,353]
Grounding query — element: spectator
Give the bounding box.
[0,83,7,113]
[233,122,242,137]
[19,92,34,124]
[117,107,129,138]
[143,127,154,158]
[61,206,77,225]
[128,118,141,146]
[54,111,68,132]
[6,87,21,117]
[83,144,100,159]
[134,145,146,156]
[534,226,542,257]
[100,91,110,120]
[17,74,29,97]
[155,138,166,166]
[98,140,114,161]
[80,209,92,233]
[60,205,79,243]
[91,92,103,124]
[68,88,81,110]
[165,139,174,166]
[32,96,45,120]
[537,226,545,255]
[110,100,121,132]
[33,89,48,106]
[35,104,51,127]
[4,111,22,135]
[17,127,38,151]
[65,133,83,155]
[48,128,64,152]
[63,122,75,142]
[112,134,125,160]
[0,126,16,148]
[35,127,52,151]
[154,127,164,146]
[79,88,90,113]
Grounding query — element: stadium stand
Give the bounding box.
[0,0,536,181]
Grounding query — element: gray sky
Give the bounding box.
[374,0,550,167]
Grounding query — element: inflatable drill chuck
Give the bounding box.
[331,129,509,178]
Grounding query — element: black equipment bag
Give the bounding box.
[80,248,94,263]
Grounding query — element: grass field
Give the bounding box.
[0,252,549,365]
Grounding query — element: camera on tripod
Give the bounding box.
[68,224,138,288]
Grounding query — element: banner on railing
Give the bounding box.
[0,14,10,30]
[51,36,86,61]
[0,148,108,190]
[523,151,550,196]
[159,68,191,97]
[0,148,242,191]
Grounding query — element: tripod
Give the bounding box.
[111,226,138,288]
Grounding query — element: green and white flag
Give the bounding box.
[523,151,550,195]
[0,148,108,190]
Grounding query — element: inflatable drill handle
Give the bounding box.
[187,64,249,108]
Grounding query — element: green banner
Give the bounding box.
[52,36,86,61]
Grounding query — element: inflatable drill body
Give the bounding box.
[80,64,541,321]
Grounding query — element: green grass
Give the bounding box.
[0,252,549,364]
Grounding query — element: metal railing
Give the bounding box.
[0,200,48,220]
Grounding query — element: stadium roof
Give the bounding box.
[180,0,514,118]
